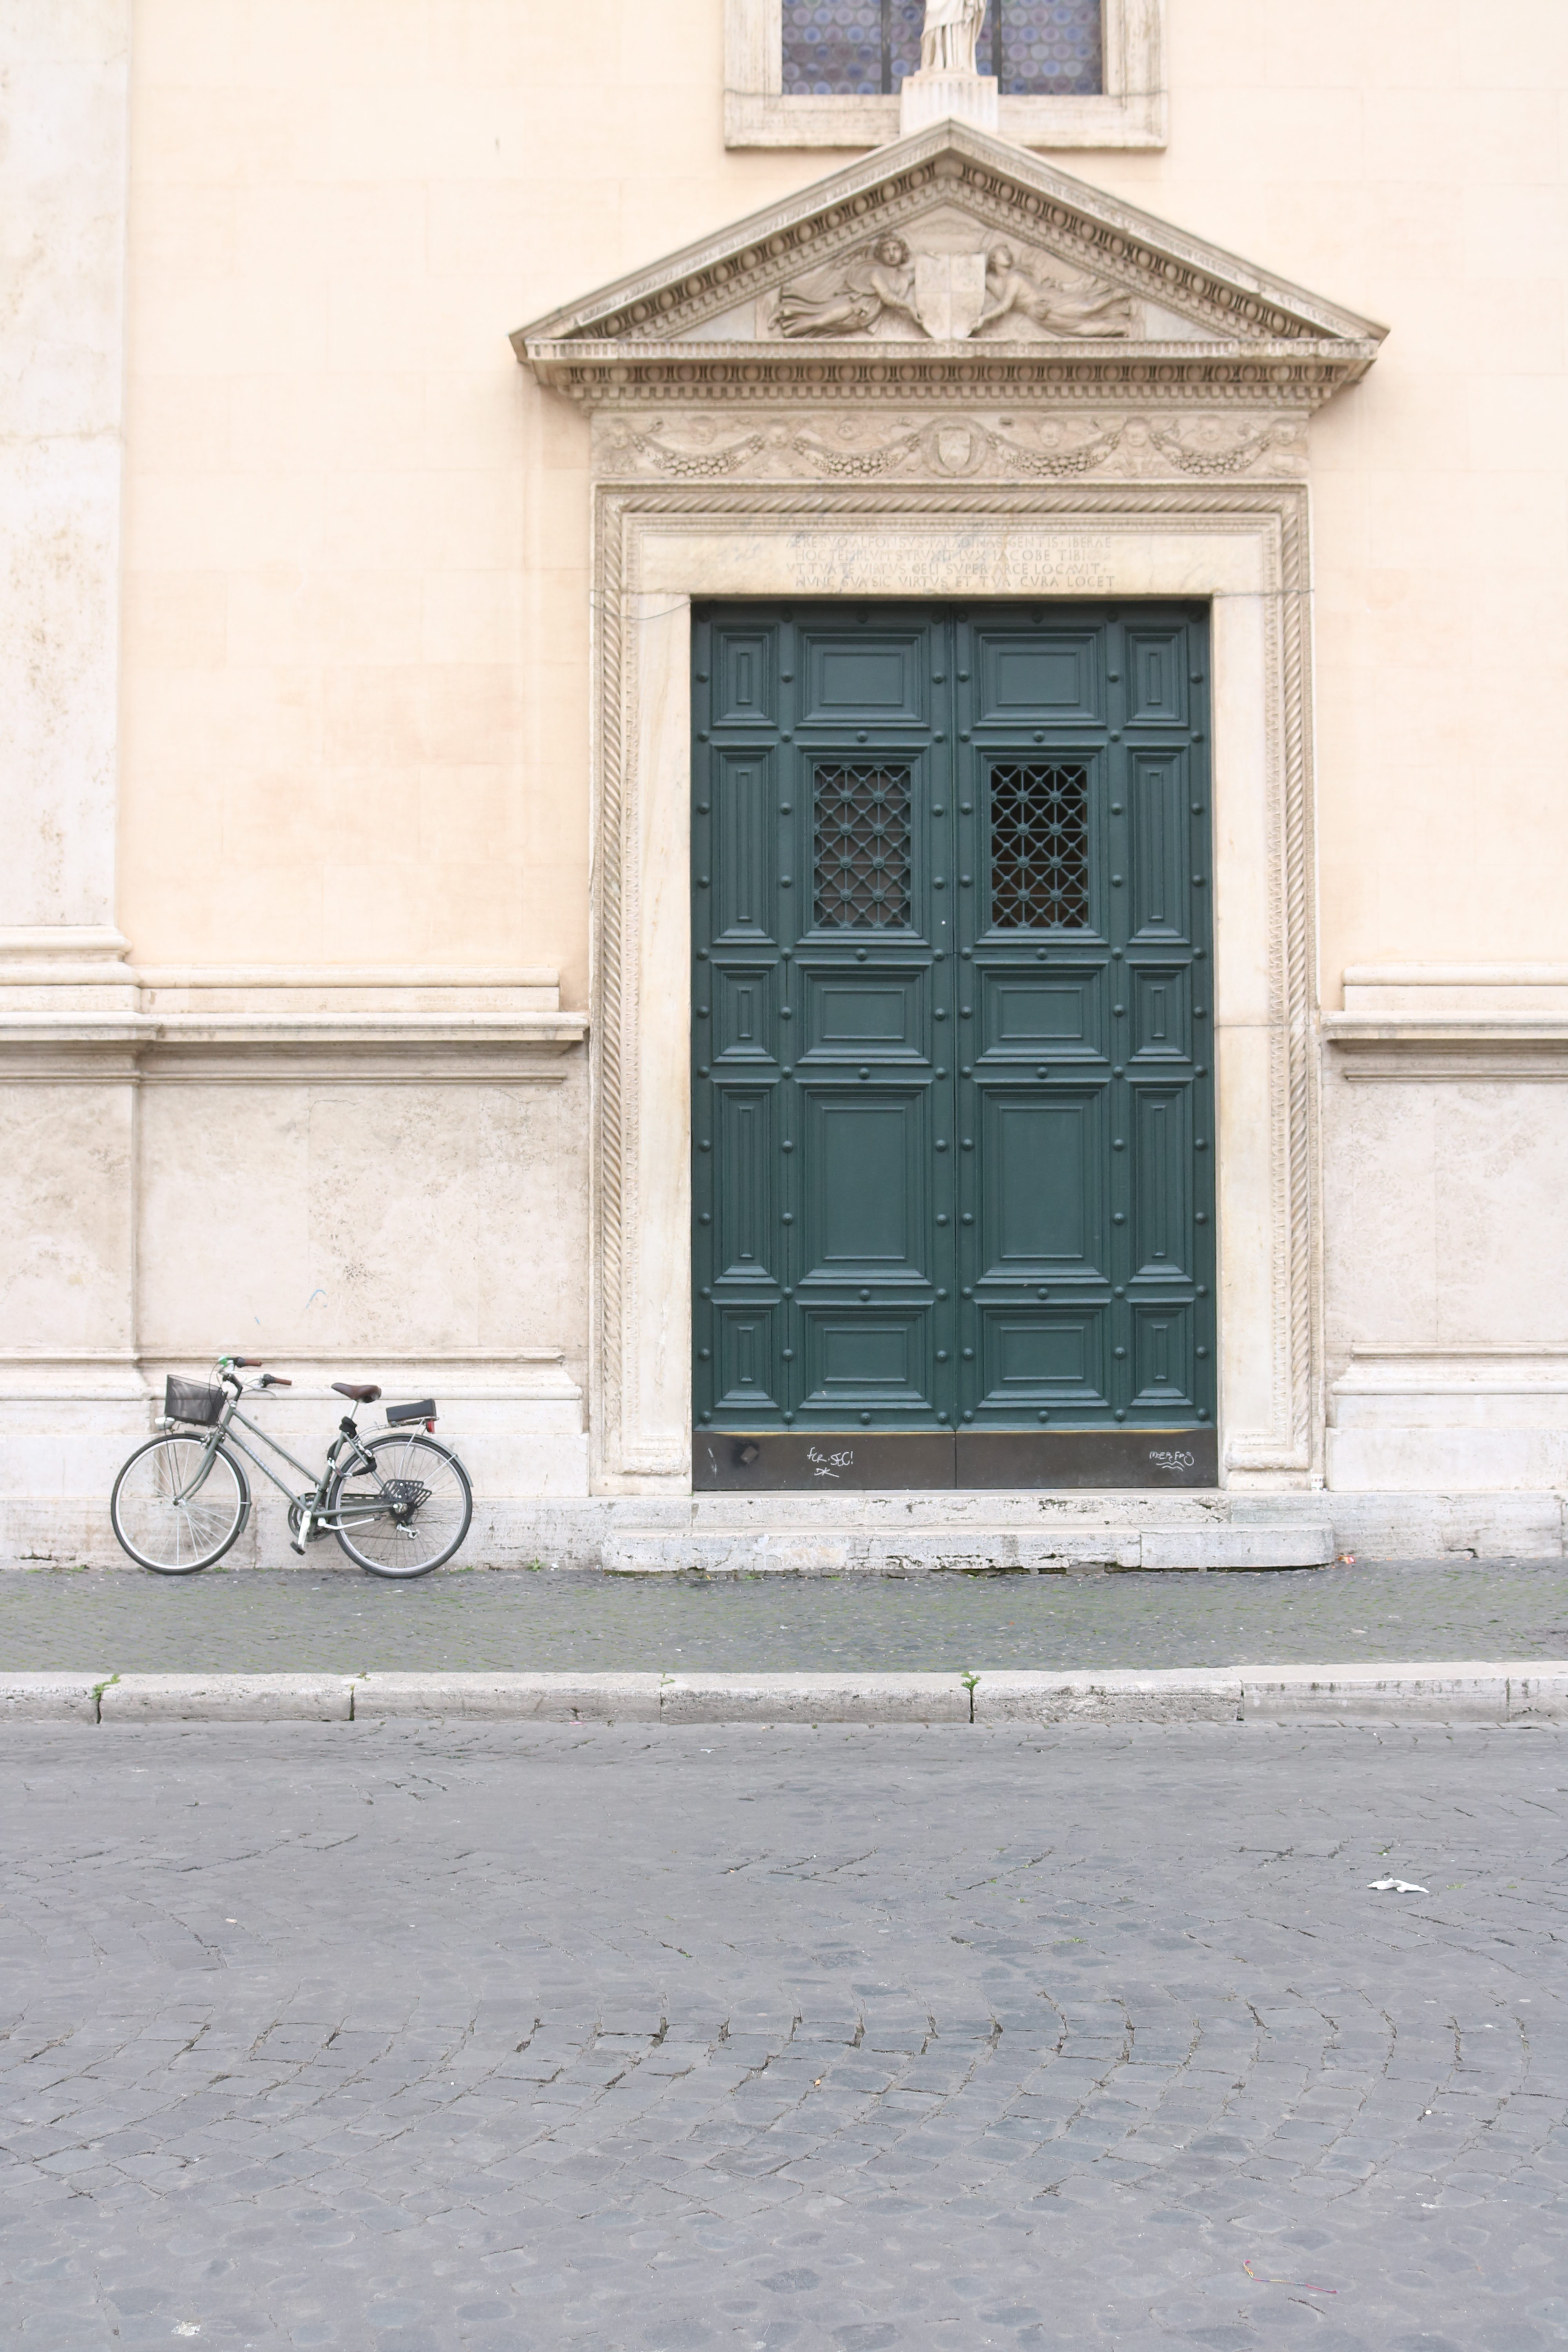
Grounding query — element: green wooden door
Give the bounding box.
[692,603,1216,1489]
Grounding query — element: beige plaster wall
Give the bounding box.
[120,0,810,1000]
[1,0,129,931]
[134,1069,588,1376]
[118,0,1568,1008]
[0,1082,134,1355]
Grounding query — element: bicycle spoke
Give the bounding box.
[111,1436,246,1574]
[330,1435,471,1577]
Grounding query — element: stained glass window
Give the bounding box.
[782,0,1102,99]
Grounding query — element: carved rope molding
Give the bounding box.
[589,482,1317,1486]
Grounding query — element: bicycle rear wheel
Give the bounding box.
[328,1433,473,1578]
[111,1434,249,1573]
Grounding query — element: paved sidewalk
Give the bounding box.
[5,1558,1568,1676]
[2,1720,1565,2350]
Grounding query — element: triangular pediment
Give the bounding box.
[515,121,1383,404]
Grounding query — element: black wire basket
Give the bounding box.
[163,1375,225,1427]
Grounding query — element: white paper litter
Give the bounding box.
[1367,1877,1428,1893]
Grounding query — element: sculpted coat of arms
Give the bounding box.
[772,234,1136,343]
[764,0,1131,343]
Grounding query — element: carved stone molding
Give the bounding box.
[517,132,1377,1490]
[0,952,586,1086]
[595,408,1309,486]
[517,124,1383,412]
[0,1017,585,1087]
[584,485,1319,1490]
[1325,1019,1568,1083]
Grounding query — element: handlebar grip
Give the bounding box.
[231,1356,264,1368]
[258,1374,293,1387]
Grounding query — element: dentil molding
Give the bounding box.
[516,124,1384,417]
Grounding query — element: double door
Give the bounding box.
[691,602,1216,1489]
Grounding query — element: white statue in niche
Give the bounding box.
[920,0,988,75]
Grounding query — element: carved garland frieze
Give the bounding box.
[595,410,1308,485]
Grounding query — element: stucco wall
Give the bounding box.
[0,0,129,933]
[115,0,1568,1001]
[4,0,1567,1544]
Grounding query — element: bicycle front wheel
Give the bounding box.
[328,1433,473,1578]
[111,1434,249,1574]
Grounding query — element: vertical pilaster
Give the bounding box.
[0,0,131,950]
[0,5,140,1561]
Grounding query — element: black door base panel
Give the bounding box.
[693,1428,1218,1492]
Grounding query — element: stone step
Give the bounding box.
[684,1488,1276,1532]
[601,1522,1335,1575]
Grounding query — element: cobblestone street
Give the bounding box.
[3,1720,1565,2350]
[5,1560,1568,1677]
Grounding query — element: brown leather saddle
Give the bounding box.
[332,1381,382,1403]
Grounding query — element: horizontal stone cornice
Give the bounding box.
[1324,1013,1568,1082]
[0,1009,588,1083]
[527,336,1373,410]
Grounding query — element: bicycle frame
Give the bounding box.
[167,1373,407,1539]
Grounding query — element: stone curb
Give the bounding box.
[99,1672,354,1722]
[3,1664,1568,1725]
[0,1672,109,1722]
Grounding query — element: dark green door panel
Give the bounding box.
[1124,625,1188,724]
[802,629,927,723]
[692,601,1216,1446]
[709,751,775,939]
[805,1094,927,1272]
[714,1304,779,1413]
[978,630,1100,721]
[1129,751,1191,938]
[712,1089,775,1281]
[713,630,772,723]
[802,1308,931,1411]
[1129,1085,1191,1279]
[980,1091,1105,1272]
[978,1304,1110,1412]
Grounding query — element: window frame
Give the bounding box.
[724,0,1166,149]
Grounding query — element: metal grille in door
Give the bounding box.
[813,764,913,929]
[989,762,1090,929]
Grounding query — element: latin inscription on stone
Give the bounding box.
[782,534,1118,596]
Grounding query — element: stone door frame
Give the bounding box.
[587,481,1319,1495]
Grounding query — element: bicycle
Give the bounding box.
[110,1357,474,1578]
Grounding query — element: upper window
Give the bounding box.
[726,0,1164,150]
[782,0,1102,100]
